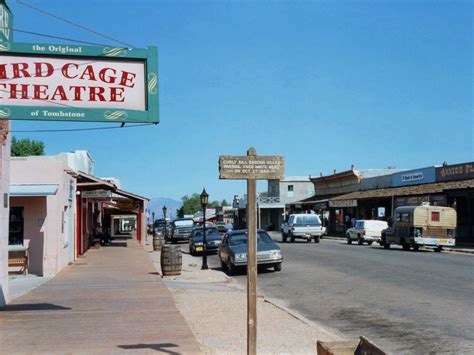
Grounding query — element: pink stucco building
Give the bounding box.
[10,156,76,276]
[7,151,148,280]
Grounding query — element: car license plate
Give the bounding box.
[439,239,447,245]
[196,246,203,252]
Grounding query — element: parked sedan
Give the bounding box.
[189,227,223,255]
[218,229,283,275]
[346,220,388,245]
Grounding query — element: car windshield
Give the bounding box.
[193,228,217,237]
[174,220,194,227]
[229,232,273,246]
[295,215,320,225]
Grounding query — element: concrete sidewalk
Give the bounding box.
[0,239,202,354]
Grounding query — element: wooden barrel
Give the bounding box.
[160,245,182,276]
[153,233,164,251]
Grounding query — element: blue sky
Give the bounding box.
[7,0,473,202]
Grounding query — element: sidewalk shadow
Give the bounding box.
[117,343,180,354]
[1,303,71,312]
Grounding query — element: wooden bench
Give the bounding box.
[8,247,29,275]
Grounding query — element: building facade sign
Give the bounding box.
[329,199,357,208]
[313,201,329,210]
[0,42,158,123]
[394,195,447,209]
[0,1,12,46]
[81,189,112,199]
[436,162,474,182]
[401,172,424,182]
[392,167,435,187]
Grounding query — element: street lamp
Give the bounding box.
[200,188,209,270]
[162,205,168,237]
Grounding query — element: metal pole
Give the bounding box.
[247,148,257,355]
[201,205,208,270]
[163,210,167,237]
[152,212,155,237]
[257,198,261,230]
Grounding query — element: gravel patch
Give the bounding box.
[145,236,340,354]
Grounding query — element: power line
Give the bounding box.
[15,0,135,48]
[0,26,116,47]
[10,123,156,133]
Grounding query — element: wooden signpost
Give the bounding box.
[219,148,284,355]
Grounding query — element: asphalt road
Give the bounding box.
[188,234,474,354]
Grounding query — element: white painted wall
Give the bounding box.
[0,122,10,305]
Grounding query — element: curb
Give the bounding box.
[321,236,474,255]
[262,296,342,339]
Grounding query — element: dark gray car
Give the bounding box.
[218,229,283,275]
[169,218,194,243]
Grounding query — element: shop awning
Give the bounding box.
[10,184,58,197]
[286,196,330,208]
[329,179,474,202]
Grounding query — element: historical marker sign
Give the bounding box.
[219,148,284,355]
[219,155,284,180]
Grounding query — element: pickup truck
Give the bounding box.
[281,214,324,243]
[169,218,195,243]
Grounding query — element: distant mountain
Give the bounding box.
[147,197,182,219]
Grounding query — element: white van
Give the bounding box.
[346,220,388,245]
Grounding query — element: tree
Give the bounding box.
[176,194,201,218]
[11,137,45,157]
[176,194,230,217]
[221,199,229,207]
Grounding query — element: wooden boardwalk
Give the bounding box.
[0,239,202,354]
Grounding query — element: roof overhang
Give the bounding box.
[75,171,149,202]
[329,179,474,202]
[10,184,58,197]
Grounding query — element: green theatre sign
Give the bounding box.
[0,3,158,123]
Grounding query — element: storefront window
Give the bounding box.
[9,207,24,245]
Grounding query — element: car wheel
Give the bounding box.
[314,236,320,243]
[434,246,443,253]
[357,235,363,245]
[274,263,282,272]
[346,234,352,244]
[413,245,420,251]
[289,233,295,243]
[367,241,373,246]
[402,241,411,251]
[383,242,391,249]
